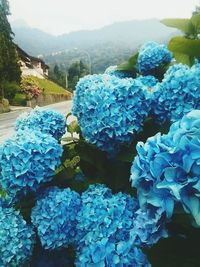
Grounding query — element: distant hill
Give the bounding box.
[12,19,176,73]
[12,19,175,56]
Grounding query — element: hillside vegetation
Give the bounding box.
[12,76,71,106]
[32,77,70,95]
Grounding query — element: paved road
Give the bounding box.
[0,100,73,144]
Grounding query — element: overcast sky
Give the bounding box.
[9,0,199,35]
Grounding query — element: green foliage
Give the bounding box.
[12,93,26,106]
[26,76,71,96]
[67,60,89,91]
[161,14,200,66]
[48,64,66,88]
[67,120,80,136]
[57,116,170,194]
[0,0,21,98]
[161,18,195,37]
[2,81,19,101]
[117,53,138,74]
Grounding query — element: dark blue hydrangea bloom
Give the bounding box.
[0,206,35,267]
[0,130,63,199]
[15,107,66,140]
[73,74,151,155]
[105,65,136,79]
[130,206,168,248]
[136,75,159,88]
[130,110,200,225]
[31,187,82,250]
[151,64,200,124]
[137,41,172,74]
[76,184,151,266]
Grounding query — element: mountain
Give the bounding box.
[12,19,175,56]
[12,19,177,73]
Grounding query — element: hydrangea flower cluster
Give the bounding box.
[76,242,150,267]
[104,65,135,79]
[130,206,168,248]
[0,206,35,267]
[0,130,63,199]
[15,107,66,140]
[130,110,200,225]
[31,187,81,250]
[73,74,151,155]
[136,75,158,88]
[137,41,172,74]
[151,64,200,124]
[75,184,151,266]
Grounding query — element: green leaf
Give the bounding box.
[191,13,200,33]
[161,18,195,36]
[61,136,79,143]
[168,36,200,58]
[117,145,136,163]
[173,52,194,66]
[67,120,80,135]
[66,112,72,119]
[117,53,138,72]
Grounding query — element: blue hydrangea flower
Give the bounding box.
[105,65,136,79]
[73,74,151,155]
[0,130,63,199]
[130,110,200,225]
[151,64,200,124]
[136,75,158,88]
[137,41,172,74]
[76,184,139,241]
[31,187,82,250]
[76,241,151,267]
[0,206,35,267]
[15,107,66,140]
[130,206,168,248]
[76,184,152,266]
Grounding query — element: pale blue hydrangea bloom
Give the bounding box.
[73,74,151,155]
[15,107,66,139]
[105,65,135,79]
[0,206,35,267]
[151,64,200,123]
[0,130,63,199]
[130,110,200,225]
[31,187,82,250]
[137,41,172,74]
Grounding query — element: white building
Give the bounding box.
[17,46,49,79]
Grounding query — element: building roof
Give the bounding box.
[16,45,49,69]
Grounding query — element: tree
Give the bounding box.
[193,5,200,16]
[48,64,66,88]
[67,60,89,91]
[0,0,21,99]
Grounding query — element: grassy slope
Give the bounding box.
[12,76,71,106]
[32,76,71,96]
